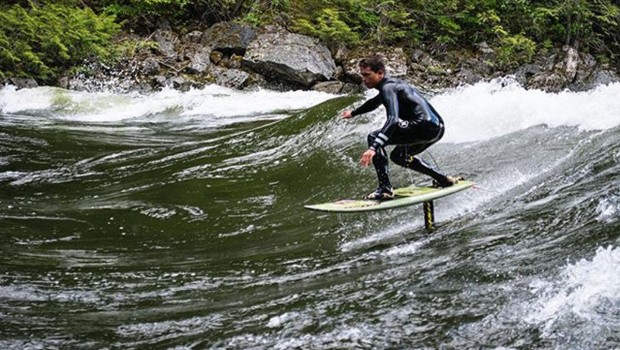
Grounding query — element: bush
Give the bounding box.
[0,2,120,83]
[99,0,190,30]
[497,34,537,67]
[292,8,360,45]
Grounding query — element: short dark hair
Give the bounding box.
[358,55,385,73]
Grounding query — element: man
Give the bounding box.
[342,55,459,200]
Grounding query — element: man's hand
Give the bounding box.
[360,149,376,167]
[341,110,353,119]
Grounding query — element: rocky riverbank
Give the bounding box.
[5,22,620,94]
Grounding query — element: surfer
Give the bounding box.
[342,55,460,200]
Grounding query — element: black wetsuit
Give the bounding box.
[351,76,449,189]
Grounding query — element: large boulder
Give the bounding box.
[201,22,256,55]
[242,26,337,88]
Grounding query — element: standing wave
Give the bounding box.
[0,80,619,349]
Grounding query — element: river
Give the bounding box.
[1,80,619,349]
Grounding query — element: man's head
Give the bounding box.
[358,56,386,89]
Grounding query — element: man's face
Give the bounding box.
[360,66,384,89]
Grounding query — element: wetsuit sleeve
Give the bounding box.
[369,85,400,151]
[351,94,382,116]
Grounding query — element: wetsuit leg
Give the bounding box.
[368,130,392,189]
[390,145,450,185]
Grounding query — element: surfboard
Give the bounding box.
[304,180,474,213]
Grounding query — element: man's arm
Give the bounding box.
[369,85,400,151]
[351,94,382,116]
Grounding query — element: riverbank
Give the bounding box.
[3,23,619,94]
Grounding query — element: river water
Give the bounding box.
[1,80,619,349]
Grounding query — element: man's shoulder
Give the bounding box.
[380,77,408,92]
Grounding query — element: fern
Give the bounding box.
[293,8,359,45]
[0,2,120,82]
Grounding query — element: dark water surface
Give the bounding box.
[1,84,619,349]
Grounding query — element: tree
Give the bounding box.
[0,2,120,82]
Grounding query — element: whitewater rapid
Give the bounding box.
[2,79,619,141]
[1,79,619,349]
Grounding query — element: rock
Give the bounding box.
[242,26,337,88]
[514,64,542,85]
[475,42,494,56]
[210,51,224,65]
[383,48,408,77]
[152,29,180,60]
[540,54,557,71]
[515,64,542,77]
[9,77,38,89]
[564,46,580,81]
[569,67,620,91]
[455,68,483,85]
[168,76,187,88]
[133,82,154,94]
[312,81,362,94]
[166,76,199,91]
[575,51,597,82]
[153,75,167,87]
[141,57,161,75]
[201,21,256,55]
[210,51,243,69]
[341,82,363,94]
[62,23,620,94]
[242,72,268,90]
[331,44,349,65]
[211,67,250,89]
[312,81,345,94]
[342,57,363,84]
[224,54,243,69]
[529,72,567,92]
[186,46,212,74]
[411,49,440,67]
[182,30,203,45]
[521,46,612,91]
[591,69,620,86]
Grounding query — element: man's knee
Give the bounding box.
[390,149,408,167]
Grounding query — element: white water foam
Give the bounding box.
[432,80,620,143]
[0,84,336,126]
[526,245,620,336]
[3,81,619,138]
[596,194,620,224]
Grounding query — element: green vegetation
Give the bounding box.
[1,0,618,82]
[0,1,120,83]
